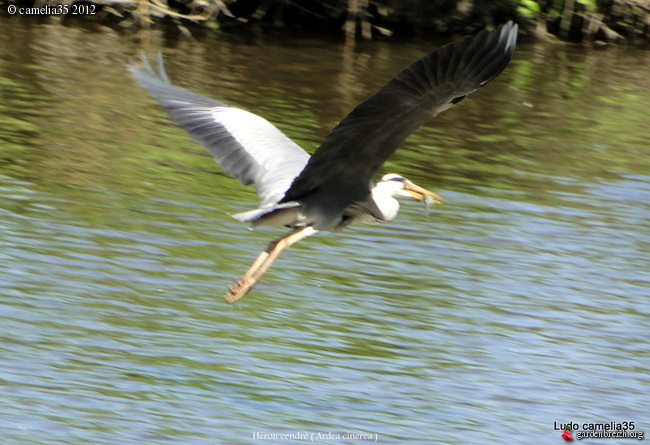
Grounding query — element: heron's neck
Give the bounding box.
[369,183,400,222]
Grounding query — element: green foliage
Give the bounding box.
[517,0,541,18]
[578,0,598,13]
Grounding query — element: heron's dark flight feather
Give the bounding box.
[281,22,517,205]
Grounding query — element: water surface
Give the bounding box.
[1,18,648,444]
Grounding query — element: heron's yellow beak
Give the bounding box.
[404,182,442,204]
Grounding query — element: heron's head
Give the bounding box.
[376,173,442,203]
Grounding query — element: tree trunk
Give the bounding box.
[345,0,358,44]
[359,0,371,40]
[560,0,575,40]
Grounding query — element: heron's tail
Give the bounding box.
[232,201,304,227]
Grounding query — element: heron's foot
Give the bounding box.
[224,276,255,303]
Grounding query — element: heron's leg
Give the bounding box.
[225,226,318,303]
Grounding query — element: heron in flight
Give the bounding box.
[129,22,518,302]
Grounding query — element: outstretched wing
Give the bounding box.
[281,22,518,204]
[128,54,310,206]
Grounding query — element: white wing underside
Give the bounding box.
[128,55,310,206]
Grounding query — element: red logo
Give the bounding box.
[562,429,574,441]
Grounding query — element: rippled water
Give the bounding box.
[1,18,649,444]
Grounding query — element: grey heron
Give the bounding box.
[128,21,518,303]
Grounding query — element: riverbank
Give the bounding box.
[1,0,649,44]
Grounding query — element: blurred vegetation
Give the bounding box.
[0,0,649,42]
